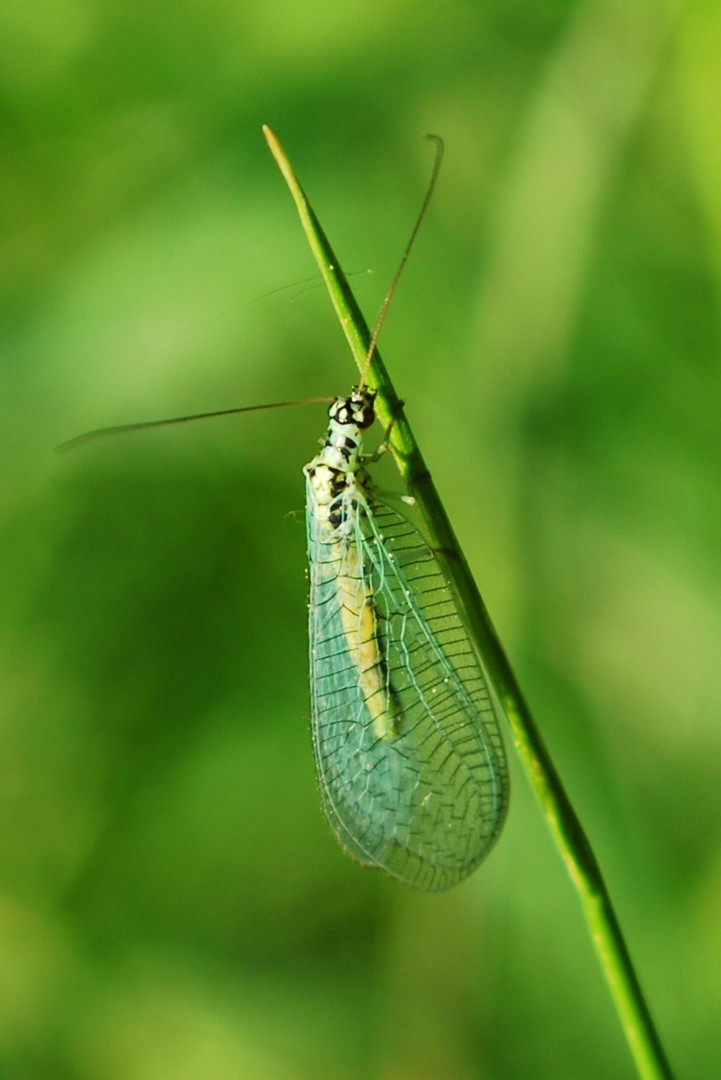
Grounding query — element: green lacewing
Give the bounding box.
[304,383,508,889]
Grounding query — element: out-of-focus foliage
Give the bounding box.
[1,1,718,1077]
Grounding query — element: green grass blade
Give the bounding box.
[263,125,674,1080]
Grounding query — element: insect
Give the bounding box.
[60,134,509,890]
[304,384,508,889]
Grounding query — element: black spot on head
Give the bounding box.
[329,387,377,429]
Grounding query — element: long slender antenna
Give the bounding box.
[61,137,443,453]
[359,134,444,388]
[57,396,334,453]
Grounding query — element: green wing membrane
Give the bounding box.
[307,483,509,891]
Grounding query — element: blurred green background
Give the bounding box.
[1,0,719,1076]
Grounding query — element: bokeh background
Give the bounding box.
[2,1,719,1076]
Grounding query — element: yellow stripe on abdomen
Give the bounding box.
[336,543,399,740]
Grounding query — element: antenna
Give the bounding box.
[359,134,444,388]
[57,397,334,453]
[60,134,444,452]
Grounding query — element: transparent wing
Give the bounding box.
[307,481,509,891]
